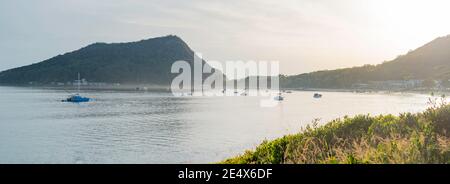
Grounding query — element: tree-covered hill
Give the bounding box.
[0,35,218,86]
[281,35,450,89]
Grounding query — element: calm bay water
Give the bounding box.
[0,86,432,163]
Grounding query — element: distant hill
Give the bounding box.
[281,35,450,89]
[0,35,220,86]
[3,34,450,89]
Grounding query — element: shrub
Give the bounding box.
[221,104,450,164]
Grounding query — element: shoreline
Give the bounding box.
[0,84,448,95]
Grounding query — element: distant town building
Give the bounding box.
[353,80,424,90]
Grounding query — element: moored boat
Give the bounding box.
[63,94,90,102]
[63,73,91,103]
[274,92,284,101]
[314,93,322,98]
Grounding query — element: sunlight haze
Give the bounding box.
[1,0,450,74]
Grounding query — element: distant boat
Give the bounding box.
[63,94,90,103]
[274,92,284,101]
[285,90,293,94]
[313,93,322,98]
[63,73,91,103]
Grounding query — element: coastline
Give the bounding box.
[0,84,172,92]
[1,84,447,96]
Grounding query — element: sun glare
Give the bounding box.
[367,0,450,53]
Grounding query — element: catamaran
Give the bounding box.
[63,73,91,103]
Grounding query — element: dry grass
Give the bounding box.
[221,98,450,164]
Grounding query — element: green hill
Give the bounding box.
[0,35,219,86]
[281,35,450,89]
[3,34,450,88]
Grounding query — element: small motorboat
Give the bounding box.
[274,93,284,101]
[285,90,293,94]
[313,93,322,98]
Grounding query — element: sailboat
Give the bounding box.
[63,73,90,103]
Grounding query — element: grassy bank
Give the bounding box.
[222,98,450,164]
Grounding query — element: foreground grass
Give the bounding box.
[222,99,450,164]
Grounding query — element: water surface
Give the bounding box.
[0,86,432,163]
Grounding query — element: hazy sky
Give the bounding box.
[1,0,450,75]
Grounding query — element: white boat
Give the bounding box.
[274,93,284,101]
[314,93,322,98]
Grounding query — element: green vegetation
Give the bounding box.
[222,98,450,164]
[281,35,450,89]
[2,34,450,89]
[0,35,217,85]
